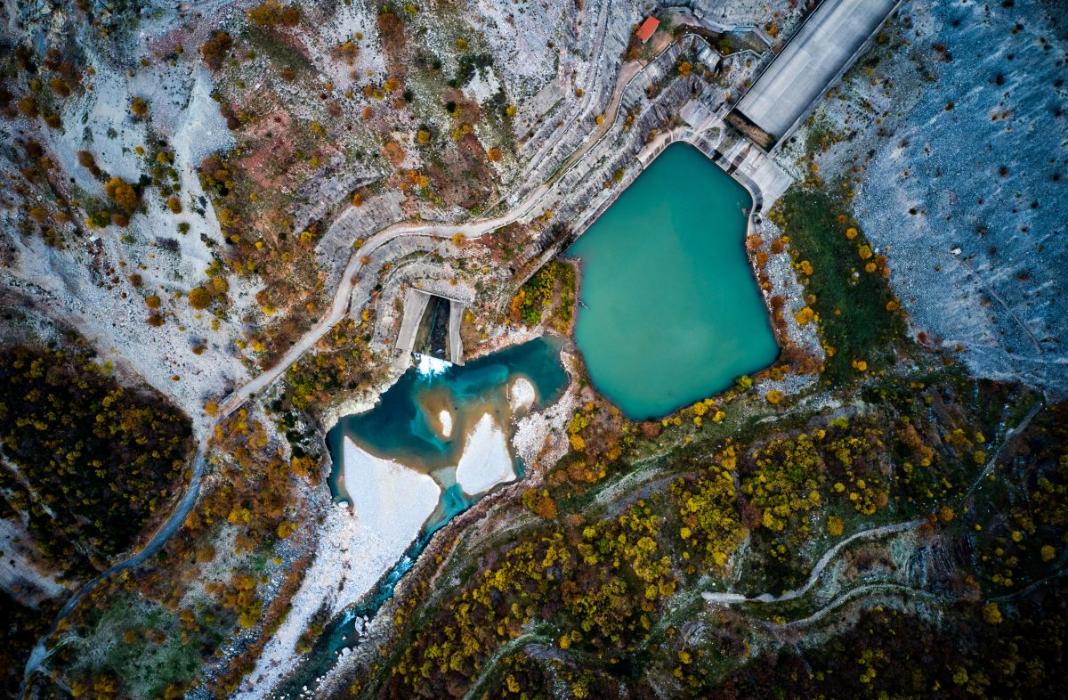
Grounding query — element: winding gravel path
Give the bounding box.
[701,395,1043,611]
[216,181,551,417]
[701,519,924,606]
[21,446,208,686]
[217,45,664,418]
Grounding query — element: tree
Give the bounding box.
[16,95,38,118]
[130,96,148,118]
[49,76,72,97]
[248,0,301,27]
[794,306,815,326]
[104,177,139,213]
[981,602,1003,624]
[77,150,102,178]
[201,31,233,70]
[188,286,211,309]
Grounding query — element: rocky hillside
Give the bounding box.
[778,0,1068,396]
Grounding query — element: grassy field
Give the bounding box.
[772,186,906,385]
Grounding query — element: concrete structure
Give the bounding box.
[697,44,721,73]
[447,302,465,368]
[634,113,792,217]
[394,288,466,366]
[733,0,899,145]
[395,288,431,357]
[679,99,714,132]
[221,32,783,417]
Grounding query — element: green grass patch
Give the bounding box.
[771,186,906,385]
[65,592,227,698]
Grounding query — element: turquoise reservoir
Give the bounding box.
[567,143,778,419]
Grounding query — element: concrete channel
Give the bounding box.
[395,288,466,366]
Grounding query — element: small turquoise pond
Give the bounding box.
[326,336,568,496]
[567,143,778,419]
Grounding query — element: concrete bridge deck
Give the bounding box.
[734,0,900,144]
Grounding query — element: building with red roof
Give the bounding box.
[635,16,659,44]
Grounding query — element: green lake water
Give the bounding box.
[566,143,778,419]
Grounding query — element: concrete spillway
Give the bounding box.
[733,0,900,145]
[395,288,466,365]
